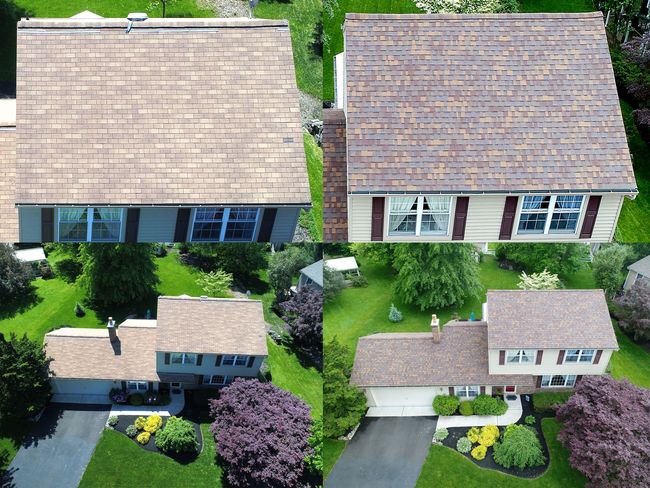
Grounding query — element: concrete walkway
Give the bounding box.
[436,395,523,429]
[109,391,184,417]
[367,406,436,417]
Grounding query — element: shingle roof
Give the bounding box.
[343,13,636,194]
[323,109,348,242]
[628,255,650,278]
[351,322,534,388]
[486,290,618,349]
[0,129,18,242]
[14,17,310,206]
[45,320,159,381]
[155,296,268,355]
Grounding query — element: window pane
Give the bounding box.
[127,381,137,389]
[420,214,449,233]
[224,208,258,242]
[195,208,224,221]
[579,350,594,362]
[550,375,566,386]
[223,355,235,366]
[522,196,550,210]
[554,196,583,210]
[171,353,183,364]
[521,350,535,363]
[423,196,451,212]
[94,208,122,221]
[59,222,88,242]
[389,197,418,213]
[507,351,521,363]
[565,350,579,362]
[518,212,547,233]
[192,222,222,241]
[566,375,577,387]
[389,214,417,233]
[91,209,121,242]
[235,356,247,366]
[185,354,196,365]
[541,376,550,387]
[549,212,580,232]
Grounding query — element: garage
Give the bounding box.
[364,386,444,416]
[51,378,114,399]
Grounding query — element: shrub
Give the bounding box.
[38,262,54,280]
[281,286,323,360]
[209,379,312,488]
[324,266,345,302]
[459,401,473,416]
[107,416,119,426]
[155,416,198,454]
[615,280,650,342]
[388,304,403,323]
[456,436,472,453]
[0,244,33,300]
[129,393,144,406]
[134,416,147,431]
[305,419,323,476]
[493,424,546,469]
[196,269,233,297]
[478,425,499,447]
[109,388,127,404]
[54,257,82,283]
[466,427,480,444]
[532,391,571,415]
[144,414,163,434]
[433,428,448,441]
[524,415,536,426]
[471,445,487,461]
[433,395,460,416]
[74,303,85,317]
[136,431,151,445]
[348,273,368,288]
[125,425,138,438]
[471,394,507,416]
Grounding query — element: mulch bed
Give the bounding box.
[438,395,551,478]
[111,414,203,464]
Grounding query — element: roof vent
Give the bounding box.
[126,13,148,33]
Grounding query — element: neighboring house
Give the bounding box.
[624,255,650,289]
[13,246,45,263]
[44,296,268,400]
[296,260,323,292]
[325,13,637,243]
[324,256,360,276]
[351,290,617,411]
[0,14,310,243]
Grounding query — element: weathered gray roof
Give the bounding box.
[300,260,323,287]
[155,296,268,356]
[351,322,535,388]
[343,13,636,194]
[487,290,618,350]
[14,17,310,206]
[628,255,650,278]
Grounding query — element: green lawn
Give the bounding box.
[610,323,650,388]
[324,439,346,479]
[304,133,323,241]
[255,0,322,99]
[156,252,207,297]
[415,418,587,488]
[79,424,222,488]
[518,0,593,12]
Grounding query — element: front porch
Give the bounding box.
[109,389,185,417]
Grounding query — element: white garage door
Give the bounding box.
[367,387,438,407]
[51,379,113,395]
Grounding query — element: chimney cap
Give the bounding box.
[127,13,148,21]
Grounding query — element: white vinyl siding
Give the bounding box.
[137,207,178,242]
[348,196,372,241]
[488,348,613,375]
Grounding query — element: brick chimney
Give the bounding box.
[107,317,117,343]
[431,314,441,343]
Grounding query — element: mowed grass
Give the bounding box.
[324,439,346,479]
[255,0,322,99]
[304,133,323,241]
[518,0,593,12]
[610,322,650,388]
[79,424,222,488]
[323,0,420,100]
[415,418,587,488]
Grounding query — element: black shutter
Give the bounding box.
[257,208,276,242]
[121,381,127,390]
[557,350,565,364]
[215,355,223,367]
[173,208,191,242]
[480,386,486,394]
[197,375,204,385]
[125,208,140,243]
[41,208,55,242]
[448,387,454,396]
[246,356,255,368]
[164,353,170,365]
[580,196,601,239]
[452,197,469,240]
[536,350,543,365]
[593,350,603,364]
[148,381,153,391]
[499,197,518,240]
[197,354,203,366]
[499,350,505,365]
[371,197,384,241]
[536,376,542,388]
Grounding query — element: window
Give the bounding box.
[564,349,595,363]
[517,195,584,235]
[506,350,537,364]
[190,208,259,242]
[454,386,480,398]
[127,381,147,391]
[222,355,248,366]
[540,375,577,388]
[388,196,452,236]
[204,375,228,385]
[58,207,122,242]
[170,353,197,365]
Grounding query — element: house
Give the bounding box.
[624,255,650,289]
[44,296,268,401]
[324,13,637,243]
[296,260,323,292]
[351,290,618,413]
[0,14,310,243]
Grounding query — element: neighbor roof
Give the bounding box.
[486,290,618,349]
[351,322,534,388]
[155,296,268,356]
[14,17,310,206]
[45,320,158,381]
[0,129,17,242]
[343,13,636,194]
[628,255,650,277]
[300,260,324,287]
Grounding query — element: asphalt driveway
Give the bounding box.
[2,404,110,488]
[325,416,437,488]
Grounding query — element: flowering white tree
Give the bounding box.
[415,0,516,14]
[518,269,561,291]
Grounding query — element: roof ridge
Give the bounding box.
[158,296,262,304]
[18,17,289,29]
[345,12,602,20]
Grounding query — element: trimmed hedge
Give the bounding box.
[433,395,460,416]
[459,401,473,416]
[471,394,508,416]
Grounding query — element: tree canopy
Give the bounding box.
[616,280,650,342]
[281,286,323,362]
[593,244,629,297]
[268,246,312,301]
[0,244,33,301]
[495,243,589,277]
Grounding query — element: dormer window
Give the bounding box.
[506,349,536,364]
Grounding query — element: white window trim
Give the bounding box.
[222,355,248,367]
[171,352,197,365]
[190,207,260,243]
[564,349,595,364]
[57,207,124,242]
[126,381,147,391]
[387,196,452,237]
[454,385,480,398]
[515,195,584,236]
[541,375,577,388]
[205,375,230,385]
[506,349,537,364]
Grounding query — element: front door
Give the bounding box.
[505,385,516,393]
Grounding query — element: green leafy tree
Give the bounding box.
[391,244,482,311]
[305,418,323,476]
[493,424,546,469]
[154,416,199,454]
[593,244,629,297]
[518,269,561,290]
[324,266,345,303]
[188,243,267,279]
[495,243,589,277]
[0,244,33,300]
[324,338,366,438]
[196,269,233,297]
[416,0,518,13]
[268,246,312,301]
[0,333,52,418]
[351,243,394,264]
[78,244,160,308]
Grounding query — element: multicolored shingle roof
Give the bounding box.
[323,109,348,242]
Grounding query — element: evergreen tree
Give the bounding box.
[593,244,629,297]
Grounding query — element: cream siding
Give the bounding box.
[463,195,505,242]
[269,207,301,243]
[155,352,264,378]
[18,207,41,242]
[348,196,372,241]
[137,207,178,242]
[487,349,613,376]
